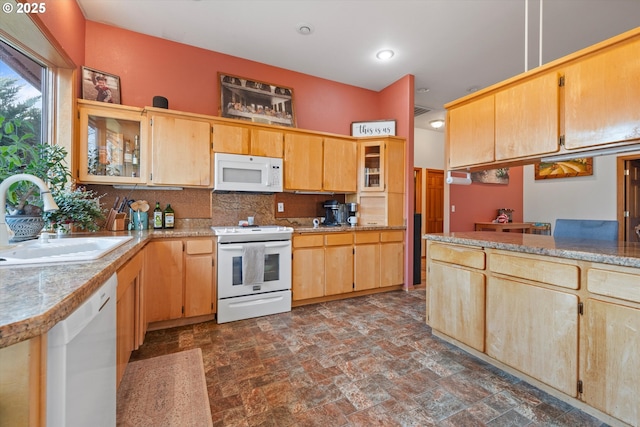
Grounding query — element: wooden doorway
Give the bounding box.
[425,169,444,234]
[618,156,640,242]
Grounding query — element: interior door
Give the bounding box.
[425,169,444,234]
[625,159,640,242]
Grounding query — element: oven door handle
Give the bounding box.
[218,241,291,251]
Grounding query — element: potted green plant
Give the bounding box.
[43,185,106,233]
[0,116,71,240]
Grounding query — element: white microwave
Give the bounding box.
[214,153,283,193]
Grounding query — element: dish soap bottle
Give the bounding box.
[153,202,163,229]
[163,204,174,229]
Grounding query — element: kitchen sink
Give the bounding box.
[0,235,133,266]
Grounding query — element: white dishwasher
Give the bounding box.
[47,273,117,427]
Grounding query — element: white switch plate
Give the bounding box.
[451,205,456,212]
[277,202,284,212]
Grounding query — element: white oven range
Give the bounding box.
[212,225,293,323]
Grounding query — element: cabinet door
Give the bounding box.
[448,95,495,168]
[145,240,183,322]
[325,245,354,296]
[486,277,578,396]
[564,38,640,149]
[582,299,640,427]
[116,278,135,386]
[380,241,404,287]
[359,141,385,192]
[292,247,325,300]
[212,122,250,154]
[428,262,485,351]
[77,101,147,184]
[385,138,405,194]
[323,137,357,192]
[354,243,379,290]
[184,254,214,317]
[495,72,560,160]
[150,114,211,186]
[284,133,323,191]
[250,128,283,157]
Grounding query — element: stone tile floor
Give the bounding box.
[130,286,609,426]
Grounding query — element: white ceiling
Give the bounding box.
[76,0,640,131]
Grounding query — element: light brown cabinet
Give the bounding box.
[447,95,495,169]
[426,239,640,426]
[446,27,640,170]
[147,109,212,187]
[427,242,486,351]
[351,137,405,226]
[77,99,148,185]
[211,120,283,158]
[494,71,560,160]
[293,230,404,303]
[563,36,640,150]
[284,132,357,192]
[116,249,146,386]
[145,238,215,324]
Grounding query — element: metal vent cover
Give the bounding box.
[414,105,431,117]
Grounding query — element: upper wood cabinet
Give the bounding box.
[447,96,495,169]
[77,100,148,185]
[284,132,324,191]
[495,72,560,160]
[446,27,640,169]
[212,120,283,157]
[147,109,212,187]
[563,36,640,150]
[323,137,357,193]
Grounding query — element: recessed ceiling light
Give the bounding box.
[417,88,430,93]
[376,49,394,60]
[429,119,445,129]
[296,23,314,35]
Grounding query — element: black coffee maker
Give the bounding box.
[323,200,341,226]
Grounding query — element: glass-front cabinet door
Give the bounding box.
[77,100,147,184]
[359,140,386,192]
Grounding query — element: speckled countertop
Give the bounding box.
[0,224,405,349]
[424,232,640,268]
[294,225,406,233]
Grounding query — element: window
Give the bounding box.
[0,38,46,148]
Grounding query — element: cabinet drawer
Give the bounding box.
[354,232,379,244]
[293,234,324,248]
[185,239,213,255]
[325,233,353,246]
[491,253,579,290]
[380,231,403,243]
[588,268,640,303]
[430,243,485,270]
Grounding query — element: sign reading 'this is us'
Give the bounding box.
[351,120,396,137]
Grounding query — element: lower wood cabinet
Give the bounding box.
[145,238,215,324]
[426,240,640,426]
[486,276,578,396]
[116,249,146,386]
[292,230,405,303]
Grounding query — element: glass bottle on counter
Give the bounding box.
[153,202,163,229]
[163,204,174,229]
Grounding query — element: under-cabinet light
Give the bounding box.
[540,144,640,162]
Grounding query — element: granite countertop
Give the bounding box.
[294,225,406,233]
[424,231,640,268]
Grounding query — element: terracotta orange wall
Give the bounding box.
[84,21,388,135]
[37,0,85,69]
[449,166,524,231]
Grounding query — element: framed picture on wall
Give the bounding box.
[534,158,593,179]
[81,66,121,104]
[218,73,296,127]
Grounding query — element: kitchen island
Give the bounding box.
[424,232,640,427]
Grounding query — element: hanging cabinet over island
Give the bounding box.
[446,26,640,171]
[425,232,640,427]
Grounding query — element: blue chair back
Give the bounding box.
[553,219,618,241]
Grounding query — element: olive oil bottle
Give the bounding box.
[163,204,175,229]
[153,202,163,229]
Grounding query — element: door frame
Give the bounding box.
[616,154,640,242]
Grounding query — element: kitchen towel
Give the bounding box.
[242,243,265,286]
